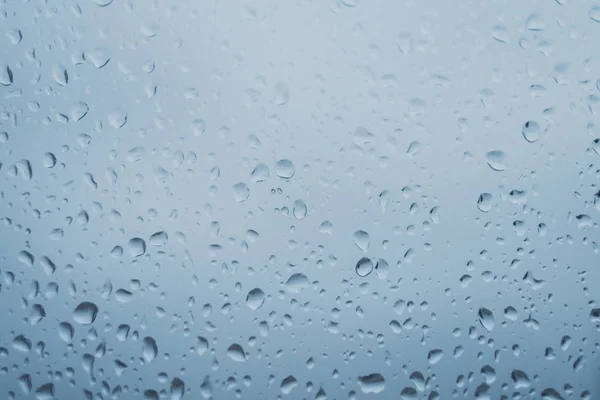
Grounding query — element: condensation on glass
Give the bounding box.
[0,0,599,399]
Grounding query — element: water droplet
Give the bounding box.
[107,108,127,130]
[285,273,309,293]
[250,163,270,182]
[40,256,56,275]
[73,302,98,325]
[275,159,296,179]
[149,231,168,246]
[525,13,544,30]
[141,21,160,37]
[484,150,506,171]
[541,388,565,400]
[43,153,57,168]
[590,308,600,323]
[142,336,158,362]
[511,370,530,389]
[6,29,22,44]
[491,26,509,43]
[355,257,373,277]
[18,250,34,267]
[34,383,55,400]
[293,199,307,219]
[477,193,493,212]
[128,237,146,257]
[18,374,32,395]
[15,159,32,180]
[227,343,246,362]
[58,322,74,342]
[522,120,540,143]
[232,182,250,202]
[246,288,265,310]
[280,376,298,394]
[478,307,495,331]
[170,378,185,400]
[504,306,518,321]
[52,65,68,86]
[352,230,370,252]
[429,206,440,224]
[197,336,209,356]
[428,349,443,364]
[590,6,600,23]
[400,387,418,400]
[13,335,32,352]
[358,373,385,394]
[71,101,89,121]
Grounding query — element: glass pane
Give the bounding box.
[0,0,598,399]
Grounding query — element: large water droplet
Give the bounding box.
[0,64,14,86]
[128,237,146,257]
[232,182,250,202]
[428,349,444,364]
[73,302,98,325]
[522,120,540,143]
[142,336,158,362]
[43,153,57,168]
[275,159,296,179]
[58,322,74,342]
[285,273,309,293]
[170,378,185,400]
[227,343,246,362]
[250,163,270,183]
[355,257,373,277]
[293,199,307,219]
[352,230,370,252]
[246,288,265,310]
[358,373,385,394]
[280,375,298,394]
[485,150,506,171]
[108,108,127,128]
[149,231,168,246]
[71,101,89,121]
[477,193,493,212]
[478,307,495,331]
